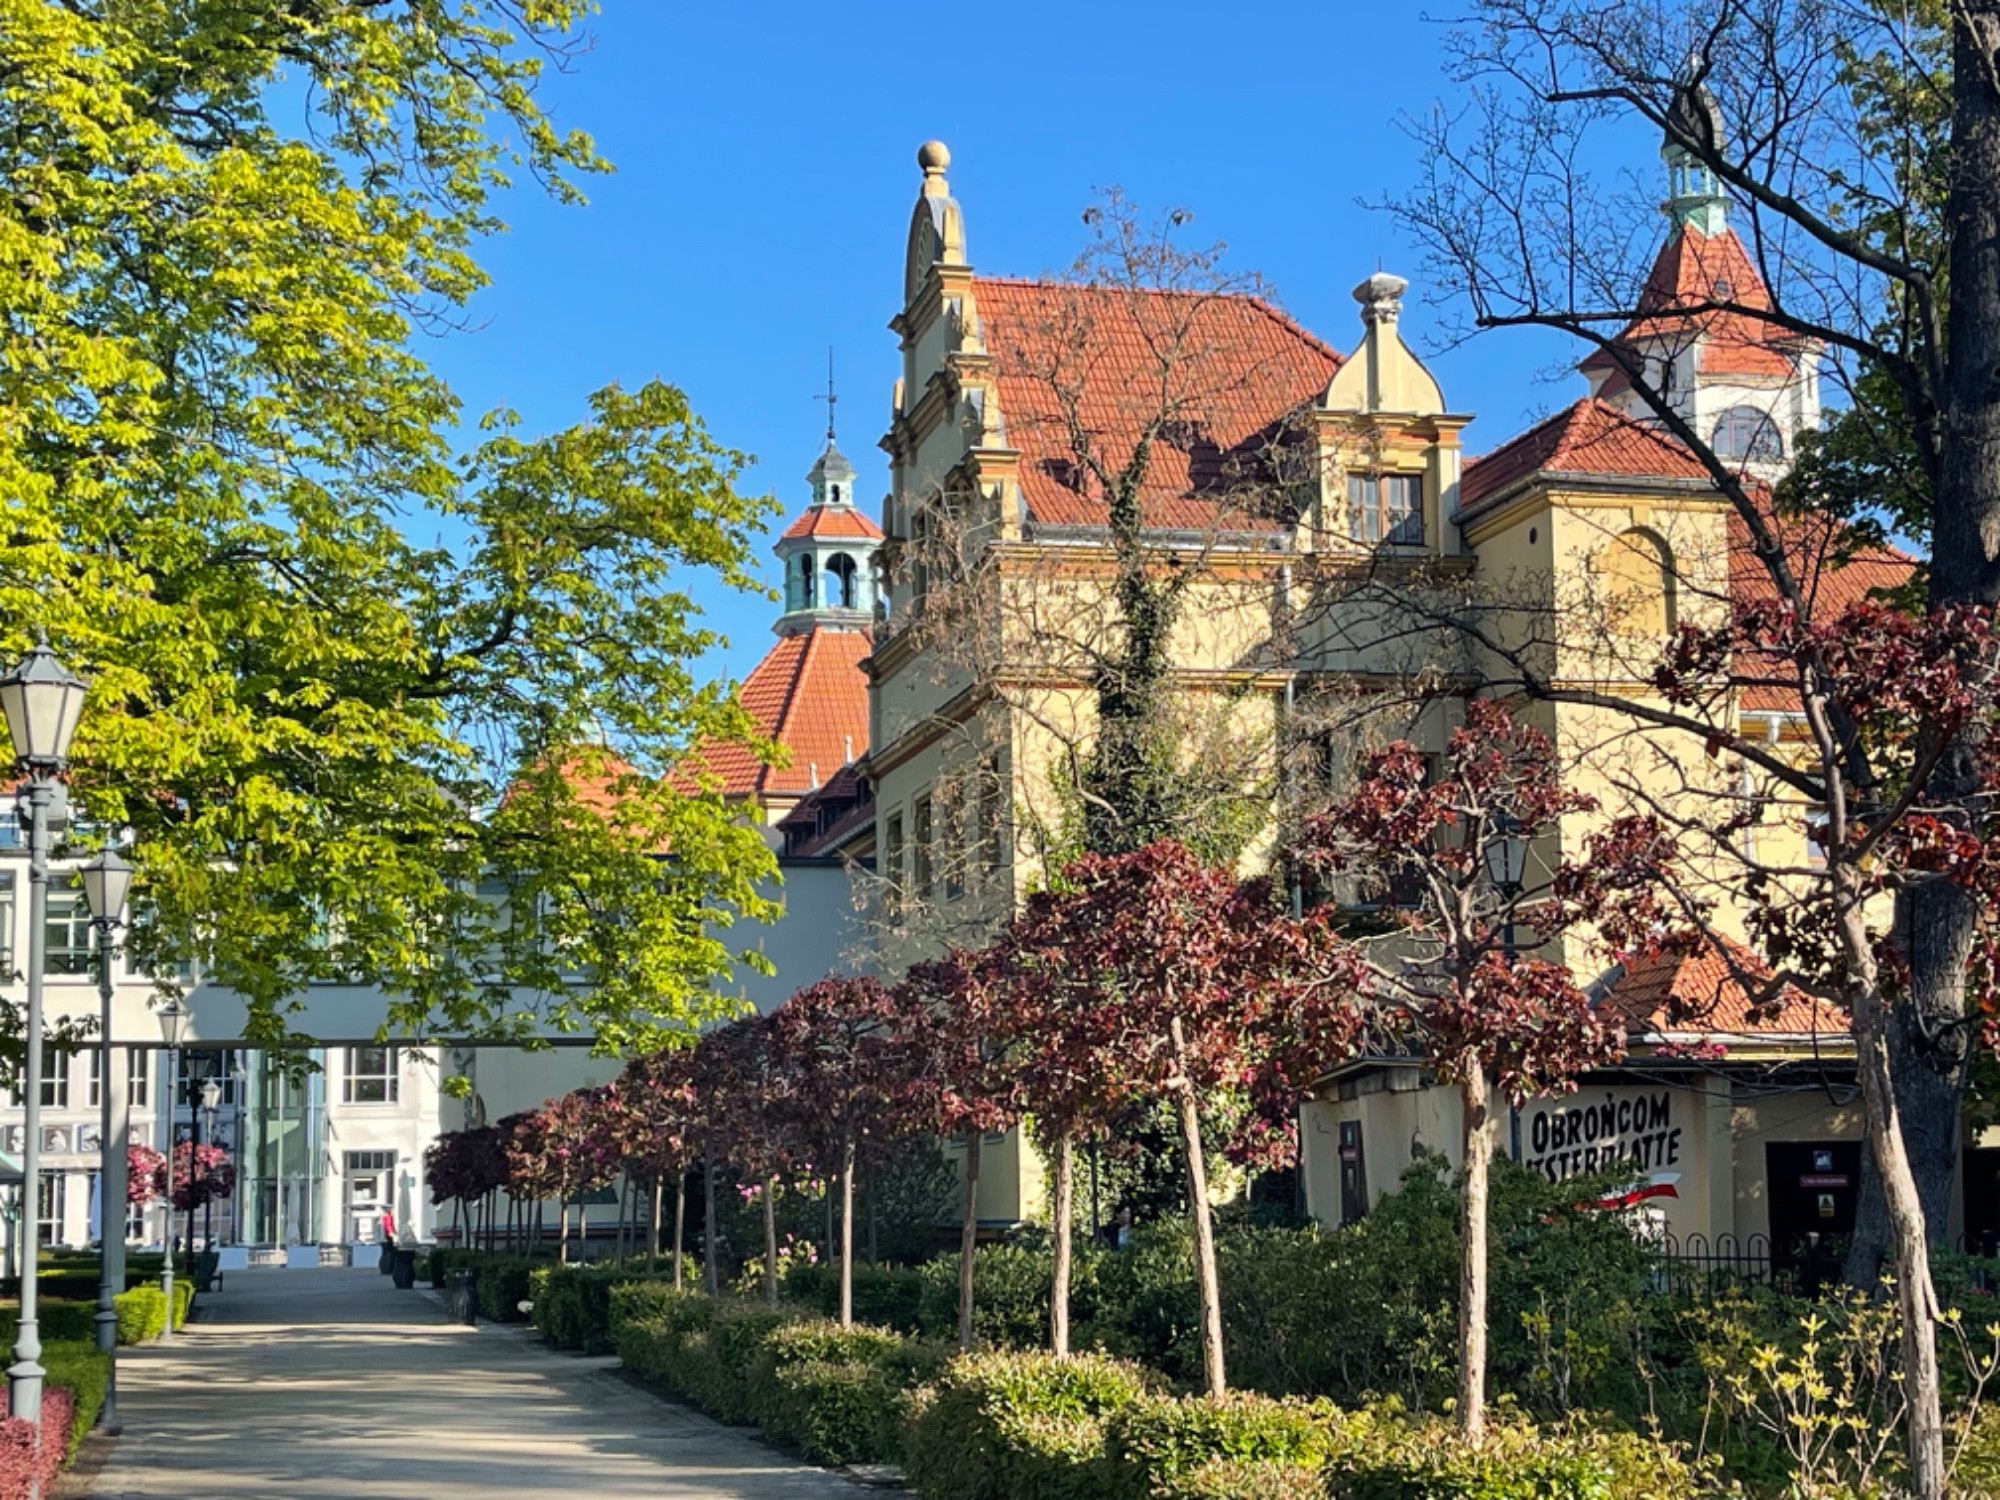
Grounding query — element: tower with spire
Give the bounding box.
[774,362,885,635]
[1578,70,1819,473]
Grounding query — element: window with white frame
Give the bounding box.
[44,888,93,977]
[127,1049,150,1108]
[342,1046,399,1104]
[0,869,14,976]
[37,1171,64,1246]
[86,1049,100,1109]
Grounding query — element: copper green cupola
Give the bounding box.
[773,437,885,636]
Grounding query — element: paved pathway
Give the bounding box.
[80,1267,865,1498]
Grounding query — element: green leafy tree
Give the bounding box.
[0,2,781,1053]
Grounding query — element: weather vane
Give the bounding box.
[814,347,837,445]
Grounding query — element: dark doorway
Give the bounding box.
[1338,1120,1368,1224]
[1766,1140,1861,1295]
[1964,1147,2000,1258]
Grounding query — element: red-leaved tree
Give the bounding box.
[612,1047,703,1285]
[691,1015,795,1302]
[769,976,912,1327]
[897,951,1022,1350]
[1295,700,1668,1436]
[994,841,1366,1394]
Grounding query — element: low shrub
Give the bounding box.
[41,1343,109,1458]
[1105,1392,1348,1498]
[750,1319,951,1466]
[785,1262,927,1334]
[901,1349,1154,1500]
[470,1256,540,1323]
[1151,1458,1328,1500]
[0,1385,73,1500]
[1322,1413,1705,1500]
[534,1264,677,1353]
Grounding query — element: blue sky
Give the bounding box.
[425,1,1634,683]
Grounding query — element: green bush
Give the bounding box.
[42,1341,110,1459]
[748,1319,950,1466]
[1322,1413,1704,1500]
[901,1349,1154,1500]
[470,1255,540,1322]
[1105,1392,1348,1497]
[1150,1458,1329,1500]
[534,1264,678,1353]
[785,1262,927,1334]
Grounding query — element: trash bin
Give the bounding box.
[377,1243,395,1276]
[447,1268,478,1324]
[391,1249,418,1289]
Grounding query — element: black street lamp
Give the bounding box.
[1482,811,1529,962]
[153,994,189,1342]
[182,1054,218,1263]
[0,638,87,1424]
[198,1075,221,1253]
[78,848,131,1435]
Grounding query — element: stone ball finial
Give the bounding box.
[918,140,951,175]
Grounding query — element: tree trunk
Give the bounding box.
[838,1134,857,1329]
[1456,1063,1493,1439]
[1170,1016,1227,1400]
[867,1164,878,1269]
[703,1151,720,1298]
[1843,888,1947,1500]
[958,1131,981,1351]
[762,1173,779,1308]
[559,1200,570,1265]
[1853,0,2000,1295]
[672,1174,686,1292]
[1049,1132,1074,1357]
[648,1176,662,1274]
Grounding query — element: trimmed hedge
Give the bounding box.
[533,1264,679,1354]
[611,1289,949,1467]
[0,1385,71,1500]
[901,1349,1157,1500]
[422,1250,553,1322]
[41,1344,108,1459]
[113,1282,192,1344]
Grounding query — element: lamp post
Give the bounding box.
[0,638,88,1424]
[181,1053,216,1261]
[78,848,131,1435]
[153,995,188,1342]
[1482,811,1529,963]
[197,1076,220,1252]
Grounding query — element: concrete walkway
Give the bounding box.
[80,1267,865,1498]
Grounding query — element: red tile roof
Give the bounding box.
[1460,398,1710,507]
[1598,939,1844,1040]
[780,505,884,543]
[687,627,872,801]
[1728,509,1918,708]
[971,277,1340,530]
[1581,224,1797,386]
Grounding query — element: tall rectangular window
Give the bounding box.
[342,1046,399,1104]
[1348,473,1423,546]
[0,869,14,976]
[44,889,93,976]
[882,812,905,920]
[41,1046,68,1110]
[913,794,934,901]
[979,770,1005,877]
[37,1171,65,1246]
[86,1049,101,1109]
[176,1049,241,1107]
[127,1049,150,1108]
[942,785,966,902]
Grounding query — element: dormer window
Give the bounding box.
[1349,473,1423,546]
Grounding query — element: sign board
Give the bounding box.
[1520,1088,1686,1183]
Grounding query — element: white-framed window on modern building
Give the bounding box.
[0,869,15,977]
[342,1046,400,1104]
[176,1049,242,1107]
[127,1049,150,1108]
[37,1170,65,1246]
[1347,473,1423,546]
[44,886,93,976]
[86,1049,101,1110]
[9,1045,69,1109]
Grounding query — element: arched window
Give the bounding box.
[1712,406,1783,463]
[1599,528,1675,637]
[797,553,814,608]
[826,553,858,610]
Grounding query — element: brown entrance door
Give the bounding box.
[1765,1141,1861,1294]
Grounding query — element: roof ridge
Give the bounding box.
[972,274,1343,365]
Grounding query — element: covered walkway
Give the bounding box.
[77,1267,861,1498]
